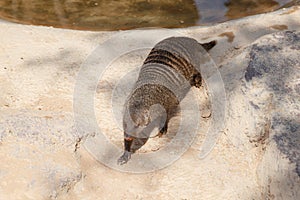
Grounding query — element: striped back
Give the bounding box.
[135,37,201,100]
[136,63,190,101]
[144,37,199,81]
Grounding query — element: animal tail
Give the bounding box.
[200,40,217,51]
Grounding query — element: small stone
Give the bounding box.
[201,109,211,118]
[234,45,241,49]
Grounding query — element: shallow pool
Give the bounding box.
[0,0,298,31]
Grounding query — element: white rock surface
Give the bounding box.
[0,5,300,200]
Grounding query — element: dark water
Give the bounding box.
[0,0,298,31]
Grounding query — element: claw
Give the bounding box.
[117,151,132,165]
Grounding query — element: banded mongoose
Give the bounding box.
[118,37,216,165]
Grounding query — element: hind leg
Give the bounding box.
[157,117,170,138]
[190,72,202,88]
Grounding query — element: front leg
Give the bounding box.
[118,150,132,165]
[158,121,168,137]
[118,137,133,165]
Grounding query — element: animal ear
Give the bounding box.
[142,109,150,125]
[199,40,217,51]
[135,109,150,126]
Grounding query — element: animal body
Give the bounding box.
[118,37,216,165]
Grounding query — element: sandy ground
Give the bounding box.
[0,5,299,200]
